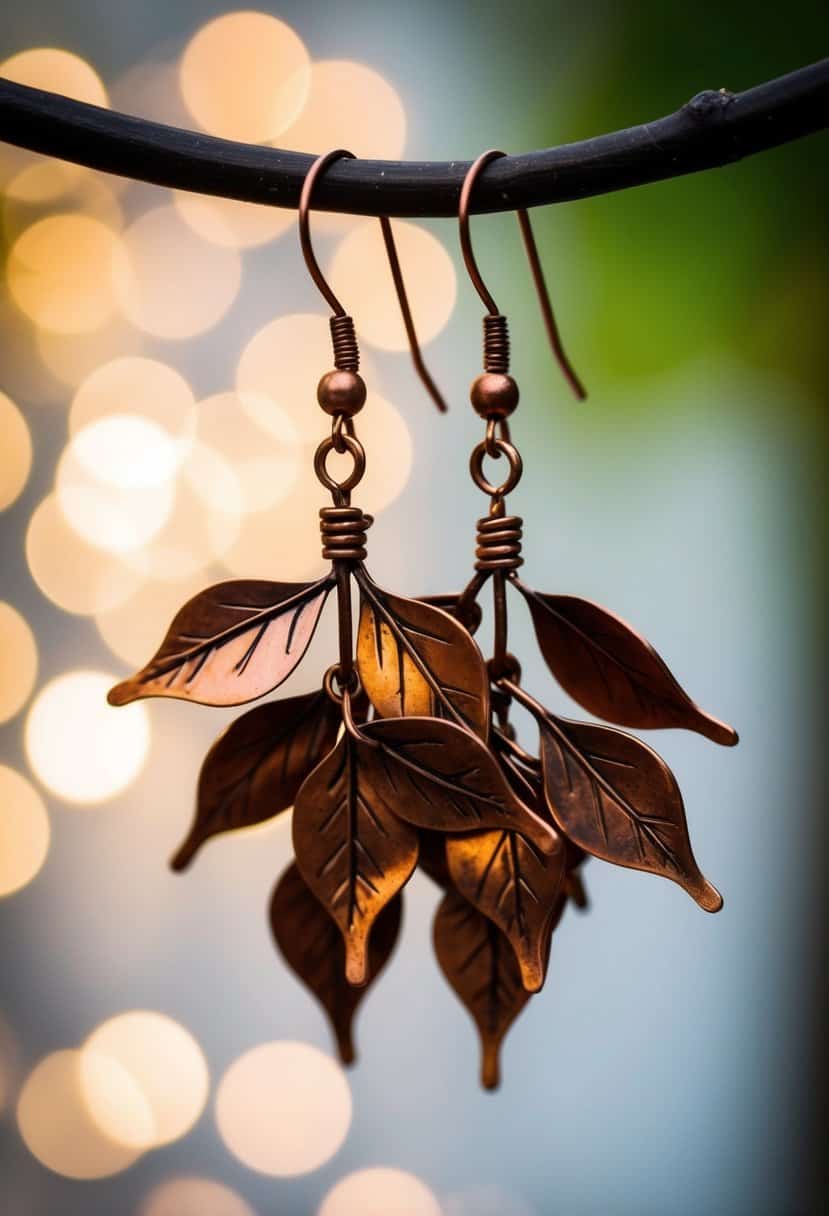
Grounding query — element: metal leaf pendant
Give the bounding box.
[516,580,738,746]
[292,733,419,985]
[433,888,532,1090]
[357,716,557,854]
[108,578,333,707]
[445,824,565,993]
[270,863,402,1064]
[356,574,490,738]
[539,713,722,911]
[171,690,342,870]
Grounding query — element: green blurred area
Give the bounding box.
[525,1,828,420]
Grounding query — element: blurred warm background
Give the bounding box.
[0,3,826,1214]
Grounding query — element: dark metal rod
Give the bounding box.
[0,60,827,217]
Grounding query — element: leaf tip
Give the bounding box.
[481,1041,501,1091]
[107,681,134,707]
[701,715,739,747]
[169,837,198,872]
[696,880,724,914]
[335,1027,356,1066]
[519,958,544,994]
[345,939,369,987]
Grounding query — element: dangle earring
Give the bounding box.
[428,151,739,1087]
[107,150,556,1069]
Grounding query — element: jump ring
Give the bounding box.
[323,664,361,701]
[469,438,523,498]
[314,433,366,494]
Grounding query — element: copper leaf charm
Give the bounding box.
[270,863,402,1065]
[358,717,558,855]
[108,577,333,707]
[539,714,723,912]
[516,582,737,746]
[171,691,342,871]
[292,734,418,985]
[433,889,531,1090]
[446,826,565,993]
[356,573,490,739]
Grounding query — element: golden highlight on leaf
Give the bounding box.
[356,574,490,738]
[292,735,418,986]
[446,824,565,992]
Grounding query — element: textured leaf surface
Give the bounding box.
[446,822,565,992]
[357,576,489,738]
[359,717,557,855]
[433,889,530,1089]
[108,577,333,707]
[540,714,722,911]
[517,582,737,746]
[171,691,342,870]
[292,735,418,985]
[270,863,402,1064]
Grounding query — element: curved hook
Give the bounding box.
[459,149,587,401]
[299,149,448,412]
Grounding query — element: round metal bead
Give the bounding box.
[317,369,367,416]
[470,372,519,419]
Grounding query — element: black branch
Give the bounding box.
[0,59,827,217]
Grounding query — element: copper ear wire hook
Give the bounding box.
[299,149,448,412]
[459,149,587,401]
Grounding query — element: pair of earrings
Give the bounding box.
[109,149,737,1089]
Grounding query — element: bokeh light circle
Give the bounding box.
[114,205,241,339]
[180,13,311,142]
[26,495,141,615]
[36,321,144,391]
[318,1167,442,1216]
[174,191,294,249]
[196,392,301,514]
[3,169,122,244]
[122,441,243,581]
[0,602,38,723]
[218,478,326,582]
[96,573,207,667]
[3,158,87,208]
[0,48,108,107]
[56,432,175,555]
[82,1012,209,1148]
[0,390,32,510]
[215,1041,352,1176]
[70,355,196,447]
[329,220,456,350]
[71,414,181,490]
[16,1049,143,1178]
[8,213,125,334]
[140,1177,257,1216]
[25,671,150,804]
[0,766,50,897]
[280,60,406,159]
